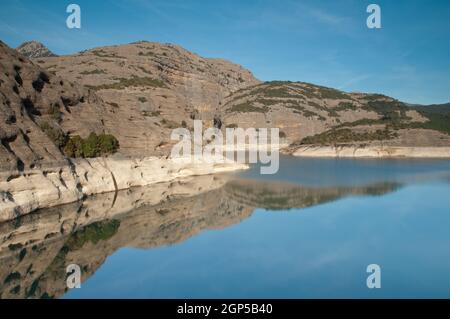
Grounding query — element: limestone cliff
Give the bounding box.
[34,41,260,157]
[0,155,247,222]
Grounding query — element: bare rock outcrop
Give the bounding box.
[0,40,114,172]
[0,155,247,222]
[16,41,57,59]
[35,41,260,157]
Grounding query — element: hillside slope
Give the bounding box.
[0,40,114,172]
[412,103,450,116]
[2,39,450,174]
[25,41,450,152]
[34,41,260,156]
[221,81,450,148]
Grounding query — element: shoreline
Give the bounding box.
[290,145,450,158]
[2,145,450,222]
[0,155,248,223]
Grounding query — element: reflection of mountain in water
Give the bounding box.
[225,179,400,210]
[0,175,401,299]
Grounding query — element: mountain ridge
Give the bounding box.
[1,39,450,173]
[16,41,57,59]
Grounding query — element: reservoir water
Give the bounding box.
[1,156,450,298]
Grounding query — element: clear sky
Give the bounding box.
[1,0,449,105]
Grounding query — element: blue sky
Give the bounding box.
[1,0,449,104]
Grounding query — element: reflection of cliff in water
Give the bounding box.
[0,175,401,299]
[225,179,400,210]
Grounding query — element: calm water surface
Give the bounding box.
[2,156,450,298]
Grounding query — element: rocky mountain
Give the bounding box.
[34,41,260,157]
[1,38,449,299]
[33,41,450,152]
[2,39,258,171]
[0,40,114,172]
[16,41,57,59]
[221,81,450,148]
[1,39,450,174]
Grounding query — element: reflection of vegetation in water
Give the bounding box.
[65,219,121,250]
[226,180,402,210]
[26,219,120,299]
[0,177,406,299]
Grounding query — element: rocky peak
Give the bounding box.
[16,41,57,59]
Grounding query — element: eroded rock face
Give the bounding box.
[2,38,450,226]
[0,155,248,222]
[35,41,261,157]
[4,39,450,168]
[0,40,113,172]
[1,40,256,223]
[16,41,57,59]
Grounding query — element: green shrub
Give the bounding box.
[40,122,68,149]
[161,119,180,129]
[80,69,106,75]
[136,66,152,74]
[229,102,268,113]
[81,133,99,158]
[317,87,349,100]
[108,102,120,108]
[142,110,161,117]
[4,272,21,284]
[399,112,450,135]
[89,76,167,90]
[300,128,397,145]
[256,98,280,106]
[366,100,408,121]
[10,285,20,295]
[91,50,125,59]
[336,103,450,136]
[63,133,119,158]
[302,110,320,118]
[99,134,119,153]
[49,103,62,122]
[138,51,155,57]
[334,102,358,112]
[63,135,84,158]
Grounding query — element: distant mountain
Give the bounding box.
[16,41,57,59]
[411,103,450,116]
